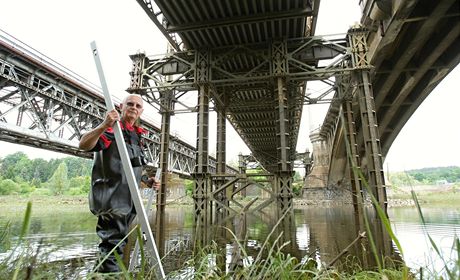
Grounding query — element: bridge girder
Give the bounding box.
[128,35,357,173]
[0,32,238,176]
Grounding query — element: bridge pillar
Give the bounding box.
[348,27,392,260]
[215,103,229,222]
[348,27,388,214]
[157,83,175,212]
[274,77,293,211]
[272,40,294,212]
[356,70,387,212]
[156,48,177,257]
[337,73,366,232]
[192,51,212,244]
[237,153,247,197]
[303,131,329,192]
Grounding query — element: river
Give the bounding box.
[1,202,458,278]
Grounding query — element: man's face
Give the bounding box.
[121,95,144,123]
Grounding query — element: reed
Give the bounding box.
[411,190,459,279]
[1,192,458,279]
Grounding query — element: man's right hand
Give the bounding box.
[79,109,119,151]
[102,109,120,129]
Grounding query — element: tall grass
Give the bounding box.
[1,203,28,279]
[411,190,460,279]
[1,191,458,279]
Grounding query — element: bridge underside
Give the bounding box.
[134,0,321,174]
[369,0,460,155]
[319,0,460,191]
[130,0,330,238]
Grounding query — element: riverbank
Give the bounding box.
[0,195,88,217]
[386,183,459,207]
[1,184,458,216]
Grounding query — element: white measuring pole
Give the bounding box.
[129,168,161,271]
[90,41,165,279]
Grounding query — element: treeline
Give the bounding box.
[388,166,460,187]
[2,151,458,195]
[0,152,92,196]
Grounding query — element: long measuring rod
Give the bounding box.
[90,41,165,279]
[129,168,161,271]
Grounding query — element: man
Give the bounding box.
[79,94,154,273]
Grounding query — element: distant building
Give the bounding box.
[436,179,448,186]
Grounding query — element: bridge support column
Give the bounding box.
[356,69,393,257]
[275,75,293,212]
[272,40,295,243]
[355,70,387,212]
[271,40,294,211]
[153,88,174,256]
[348,28,392,262]
[348,28,387,213]
[215,104,228,222]
[192,82,211,245]
[237,153,247,197]
[157,90,174,211]
[303,131,329,191]
[337,74,365,229]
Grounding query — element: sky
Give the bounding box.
[0,0,459,172]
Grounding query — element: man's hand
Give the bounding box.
[151,177,160,190]
[79,109,119,151]
[102,109,119,129]
[141,175,161,190]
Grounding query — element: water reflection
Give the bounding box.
[388,207,460,275]
[1,204,459,276]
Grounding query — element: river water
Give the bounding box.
[1,202,459,278]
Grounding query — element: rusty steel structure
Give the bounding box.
[0,29,236,177]
[129,0,459,251]
[129,0,329,227]
[320,0,460,212]
[127,0,378,241]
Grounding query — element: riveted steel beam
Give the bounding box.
[0,33,239,177]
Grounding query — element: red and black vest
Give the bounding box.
[89,123,146,217]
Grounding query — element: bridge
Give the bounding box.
[0,29,237,178]
[0,0,458,268]
[314,0,460,210]
[0,0,459,247]
[126,0,459,252]
[129,0,458,208]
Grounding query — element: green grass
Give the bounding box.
[0,195,87,217]
[387,186,460,206]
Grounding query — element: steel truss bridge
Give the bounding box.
[128,0,459,251]
[0,30,237,178]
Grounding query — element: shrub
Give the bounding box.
[0,179,20,195]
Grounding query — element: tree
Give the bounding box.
[68,176,91,194]
[47,162,69,195]
[63,157,92,178]
[184,179,194,196]
[0,179,20,195]
[31,158,51,183]
[0,152,29,180]
[19,182,35,194]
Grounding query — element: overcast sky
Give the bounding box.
[0,0,459,172]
